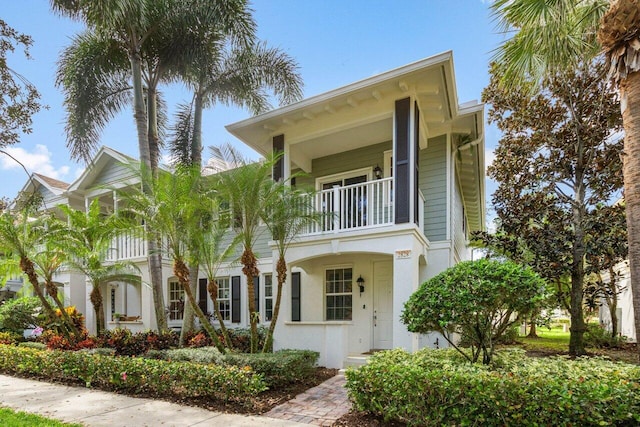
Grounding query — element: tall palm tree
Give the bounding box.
[119,165,227,353]
[208,144,282,353]
[169,36,302,340]
[58,200,140,335]
[491,0,640,356]
[260,183,321,352]
[53,0,257,333]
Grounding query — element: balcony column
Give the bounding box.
[392,247,420,352]
[113,191,118,214]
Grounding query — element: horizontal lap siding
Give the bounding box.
[419,135,447,241]
[93,160,137,187]
[295,141,392,188]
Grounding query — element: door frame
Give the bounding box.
[315,167,372,190]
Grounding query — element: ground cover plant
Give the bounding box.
[345,348,640,426]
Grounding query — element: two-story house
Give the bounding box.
[14,51,484,368]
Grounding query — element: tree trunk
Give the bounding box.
[569,193,587,356]
[45,279,79,336]
[174,260,225,353]
[19,257,58,328]
[191,88,204,169]
[89,283,105,335]
[179,265,199,346]
[263,255,286,353]
[129,51,167,332]
[207,279,232,349]
[241,247,260,353]
[527,315,538,338]
[620,71,640,359]
[147,87,160,173]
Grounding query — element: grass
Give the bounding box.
[519,326,570,352]
[0,408,82,427]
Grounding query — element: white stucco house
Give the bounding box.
[14,51,485,368]
[599,261,637,342]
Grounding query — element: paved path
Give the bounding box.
[264,372,351,426]
[0,374,307,426]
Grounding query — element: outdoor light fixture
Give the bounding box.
[373,164,383,180]
[357,275,365,295]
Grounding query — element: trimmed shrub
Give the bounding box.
[156,347,224,365]
[18,341,46,350]
[346,348,640,426]
[224,349,319,387]
[0,345,266,401]
[39,329,97,351]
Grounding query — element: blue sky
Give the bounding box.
[1,0,503,205]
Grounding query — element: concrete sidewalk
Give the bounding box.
[0,374,308,426]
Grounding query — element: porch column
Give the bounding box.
[392,248,420,352]
[84,277,96,335]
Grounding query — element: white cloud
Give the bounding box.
[485,147,496,173]
[0,144,71,181]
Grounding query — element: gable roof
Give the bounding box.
[67,146,137,193]
[33,173,70,191]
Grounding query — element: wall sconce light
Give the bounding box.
[357,275,365,295]
[373,164,383,180]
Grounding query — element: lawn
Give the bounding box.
[0,408,81,427]
[519,326,570,352]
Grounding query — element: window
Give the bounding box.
[325,267,353,320]
[264,274,273,321]
[168,281,184,321]
[216,277,231,321]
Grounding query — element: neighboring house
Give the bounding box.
[14,52,485,368]
[599,261,636,342]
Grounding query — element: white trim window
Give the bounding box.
[216,277,231,321]
[168,280,184,321]
[325,267,353,320]
[264,274,273,321]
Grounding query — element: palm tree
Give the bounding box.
[261,183,321,352]
[208,144,282,353]
[169,36,302,340]
[53,0,257,333]
[58,201,140,335]
[119,165,227,352]
[490,0,640,356]
[0,204,60,331]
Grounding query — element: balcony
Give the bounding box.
[302,178,395,236]
[106,227,147,262]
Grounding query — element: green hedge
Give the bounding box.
[346,348,640,426]
[224,349,319,387]
[0,345,266,401]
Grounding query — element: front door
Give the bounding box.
[373,261,393,349]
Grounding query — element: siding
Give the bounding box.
[419,135,447,241]
[92,159,136,187]
[295,141,392,188]
[219,225,272,262]
[38,185,59,208]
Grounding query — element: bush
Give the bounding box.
[0,297,43,335]
[224,349,319,387]
[18,341,46,350]
[346,348,640,426]
[184,326,268,352]
[0,345,266,402]
[162,347,224,364]
[39,329,96,351]
[584,324,627,349]
[495,325,520,345]
[0,331,19,345]
[402,259,546,364]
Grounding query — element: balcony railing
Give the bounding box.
[303,177,394,236]
[106,227,147,261]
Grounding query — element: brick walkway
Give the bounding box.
[264,371,351,426]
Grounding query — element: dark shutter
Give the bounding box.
[253,276,260,313]
[414,101,420,225]
[395,98,410,224]
[198,278,208,314]
[273,134,285,182]
[291,272,301,322]
[231,276,241,323]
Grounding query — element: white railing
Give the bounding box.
[106,226,147,261]
[303,177,394,236]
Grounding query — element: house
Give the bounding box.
[14,51,485,368]
[599,261,637,342]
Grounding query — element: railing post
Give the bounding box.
[333,185,340,233]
